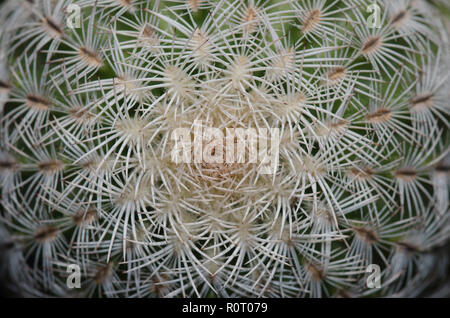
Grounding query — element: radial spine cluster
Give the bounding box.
[0,0,449,297]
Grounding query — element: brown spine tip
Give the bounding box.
[435,164,449,174]
[26,94,51,111]
[73,208,97,225]
[151,275,169,296]
[349,167,374,180]
[81,160,96,170]
[38,159,64,173]
[69,107,94,122]
[302,9,321,33]
[241,6,259,33]
[190,28,211,59]
[142,24,155,38]
[367,108,392,123]
[0,80,12,93]
[93,264,112,284]
[139,24,159,47]
[395,168,417,182]
[188,0,202,12]
[362,36,382,54]
[390,10,408,27]
[410,94,433,111]
[306,262,326,281]
[42,17,63,38]
[34,226,59,243]
[0,159,18,171]
[118,0,132,7]
[397,241,420,253]
[329,119,347,130]
[79,47,103,68]
[285,238,295,247]
[326,66,346,84]
[353,227,378,244]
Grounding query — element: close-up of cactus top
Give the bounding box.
[0,0,448,298]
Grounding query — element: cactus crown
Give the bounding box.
[0,0,449,297]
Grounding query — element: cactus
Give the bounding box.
[0,0,448,298]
